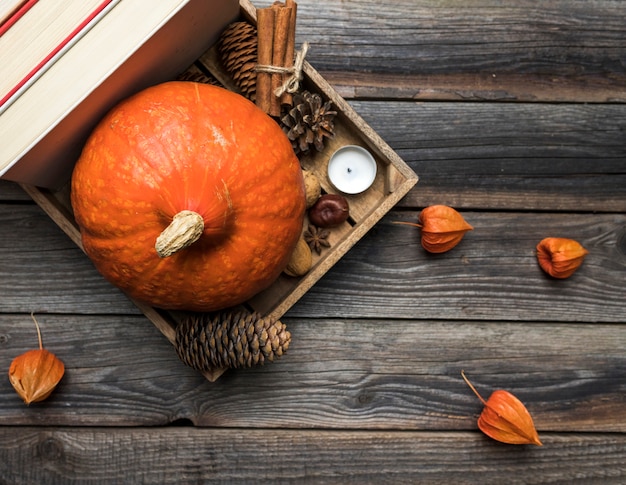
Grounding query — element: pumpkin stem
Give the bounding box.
[156,210,204,258]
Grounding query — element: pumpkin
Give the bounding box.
[71,81,305,311]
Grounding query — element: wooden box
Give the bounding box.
[20,0,418,381]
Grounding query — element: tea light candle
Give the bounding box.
[327,145,377,194]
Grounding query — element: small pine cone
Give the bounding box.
[174,310,291,372]
[176,70,221,86]
[280,90,337,155]
[217,21,258,101]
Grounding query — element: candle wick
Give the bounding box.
[347,168,352,173]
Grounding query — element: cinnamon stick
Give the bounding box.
[256,7,275,115]
[281,0,298,106]
[270,4,292,116]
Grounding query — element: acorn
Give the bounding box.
[284,237,313,277]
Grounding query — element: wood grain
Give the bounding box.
[0,428,624,484]
[1,314,624,432]
[0,180,28,200]
[1,0,625,480]
[290,210,626,321]
[350,101,626,212]
[254,0,626,103]
[4,203,623,322]
[325,71,626,104]
[0,204,137,315]
[5,97,626,213]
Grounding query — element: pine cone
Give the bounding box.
[176,69,221,86]
[280,91,337,155]
[217,21,258,101]
[174,310,291,372]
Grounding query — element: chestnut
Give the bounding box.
[308,194,350,227]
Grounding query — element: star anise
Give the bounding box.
[303,225,330,255]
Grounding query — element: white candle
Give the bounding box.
[327,145,377,194]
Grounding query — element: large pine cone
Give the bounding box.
[217,21,258,101]
[174,310,291,371]
[281,90,337,155]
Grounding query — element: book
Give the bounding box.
[0,1,31,29]
[0,0,239,188]
[0,0,120,110]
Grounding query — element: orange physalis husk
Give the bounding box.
[394,205,473,253]
[536,237,588,279]
[8,313,65,405]
[461,371,542,446]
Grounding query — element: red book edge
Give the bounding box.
[0,0,37,35]
[0,0,117,109]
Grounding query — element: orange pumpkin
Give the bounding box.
[71,82,305,311]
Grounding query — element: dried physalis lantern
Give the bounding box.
[8,313,65,405]
[461,371,542,446]
[536,237,588,279]
[394,205,473,253]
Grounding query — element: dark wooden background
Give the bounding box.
[1,0,625,483]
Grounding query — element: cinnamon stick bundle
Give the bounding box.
[256,1,298,116]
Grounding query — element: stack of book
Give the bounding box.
[0,0,239,188]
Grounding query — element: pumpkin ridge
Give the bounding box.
[98,92,238,237]
[82,111,176,217]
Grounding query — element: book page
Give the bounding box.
[0,0,114,107]
[0,0,30,27]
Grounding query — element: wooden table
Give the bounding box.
[1,1,625,483]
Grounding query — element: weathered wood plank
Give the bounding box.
[254,0,626,103]
[350,101,626,212]
[324,71,626,104]
[1,314,624,431]
[0,204,138,314]
[290,211,626,322]
[0,180,29,201]
[5,101,625,213]
[0,428,625,484]
[4,202,622,322]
